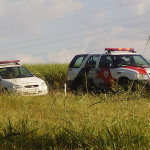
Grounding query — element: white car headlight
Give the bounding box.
[137,74,148,80]
[13,84,22,89]
[41,82,47,87]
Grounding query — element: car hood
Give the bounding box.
[3,76,44,85]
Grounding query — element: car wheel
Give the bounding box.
[118,78,132,91]
[1,88,9,94]
[75,83,86,96]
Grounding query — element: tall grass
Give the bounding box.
[0,91,150,149]
[0,64,150,149]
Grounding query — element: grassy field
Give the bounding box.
[0,64,150,149]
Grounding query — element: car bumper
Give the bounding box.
[13,87,48,96]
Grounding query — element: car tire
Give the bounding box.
[75,83,86,96]
[118,78,132,91]
[1,88,9,94]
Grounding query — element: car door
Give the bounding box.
[81,55,100,87]
[94,55,115,89]
[67,54,88,81]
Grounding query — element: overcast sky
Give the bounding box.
[0,0,150,63]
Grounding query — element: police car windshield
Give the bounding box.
[113,55,150,67]
[0,66,33,79]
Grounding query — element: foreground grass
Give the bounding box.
[0,64,149,149]
[0,91,150,149]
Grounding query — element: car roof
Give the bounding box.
[101,52,140,55]
[77,52,140,56]
[0,64,21,68]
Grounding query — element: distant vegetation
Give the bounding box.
[0,64,150,149]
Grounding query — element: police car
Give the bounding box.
[67,48,150,93]
[0,60,48,95]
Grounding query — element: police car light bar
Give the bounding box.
[0,60,20,64]
[105,48,134,52]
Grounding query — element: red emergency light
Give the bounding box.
[0,60,20,64]
[105,48,134,52]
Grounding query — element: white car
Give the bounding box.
[67,48,150,93]
[0,60,48,95]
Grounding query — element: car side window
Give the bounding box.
[69,55,87,68]
[85,55,99,68]
[99,55,112,68]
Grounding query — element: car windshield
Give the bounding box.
[113,55,150,67]
[0,66,34,79]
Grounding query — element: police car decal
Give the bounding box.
[98,68,117,88]
[123,66,147,74]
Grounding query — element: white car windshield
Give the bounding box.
[0,66,34,79]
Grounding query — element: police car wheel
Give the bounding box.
[75,84,86,96]
[118,78,131,91]
[1,88,9,94]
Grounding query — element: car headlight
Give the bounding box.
[137,74,148,79]
[13,84,22,89]
[41,82,47,87]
